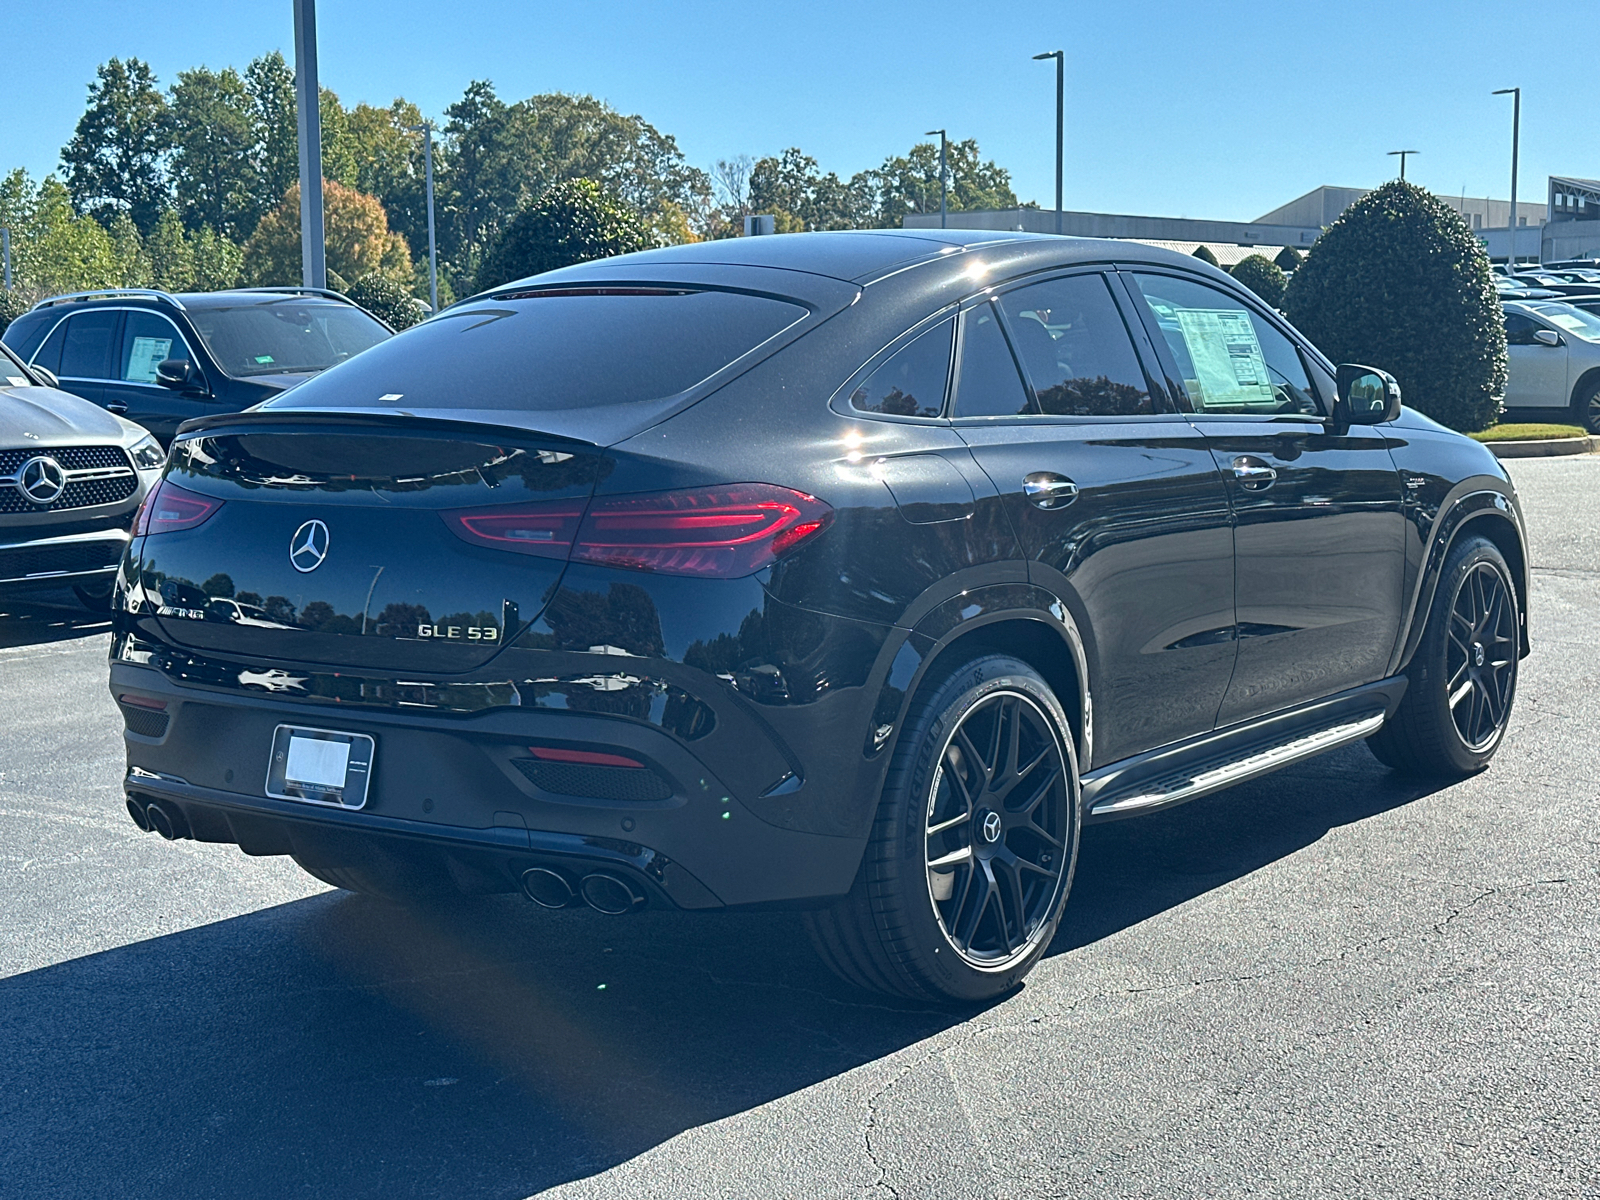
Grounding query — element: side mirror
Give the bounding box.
[156,358,197,390]
[1532,329,1562,347]
[1334,364,1402,425]
[31,366,60,389]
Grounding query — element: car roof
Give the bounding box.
[26,287,366,315]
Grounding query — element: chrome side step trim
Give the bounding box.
[1088,711,1386,817]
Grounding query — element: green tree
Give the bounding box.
[748,148,873,231]
[1191,244,1220,267]
[1230,253,1288,308]
[346,99,429,261]
[60,58,171,235]
[106,213,154,286]
[245,52,299,229]
[476,178,651,291]
[0,171,122,297]
[1274,245,1303,273]
[168,66,258,241]
[145,209,196,290]
[346,272,424,329]
[1285,180,1506,432]
[191,226,244,291]
[868,138,1017,228]
[244,179,411,286]
[319,87,360,187]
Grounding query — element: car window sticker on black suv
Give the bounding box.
[1129,274,1320,417]
[849,317,953,418]
[996,274,1158,417]
[119,311,191,384]
[58,311,119,381]
[951,300,1033,418]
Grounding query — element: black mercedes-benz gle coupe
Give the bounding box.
[109,230,1529,1002]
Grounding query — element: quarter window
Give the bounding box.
[951,301,1031,418]
[58,311,119,380]
[119,311,191,383]
[997,274,1156,416]
[850,317,952,417]
[1130,274,1320,416]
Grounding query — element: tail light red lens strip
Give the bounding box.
[133,480,223,535]
[528,746,644,768]
[442,484,831,578]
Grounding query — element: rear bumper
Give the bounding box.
[110,658,867,909]
[0,528,129,587]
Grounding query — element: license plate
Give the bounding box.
[266,725,375,809]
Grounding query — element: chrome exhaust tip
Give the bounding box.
[520,867,577,909]
[579,873,645,915]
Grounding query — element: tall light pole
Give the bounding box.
[1387,149,1419,181]
[1493,88,1521,269]
[407,121,438,312]
[292,0,326,289]
[1033,51,1064,234]
[925,129,947,228]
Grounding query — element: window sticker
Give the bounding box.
[254,355,275,364]
[1172,308,1274,409]
[126,336,173,383]
[6,376,27,388]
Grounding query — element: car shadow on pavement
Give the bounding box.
[0,744,1442,1199]
[0,590,110,649]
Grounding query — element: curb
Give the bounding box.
[1482,435,1599,459]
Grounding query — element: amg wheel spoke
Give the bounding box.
[1449,678,1474,709]
[1012,765,1061,816]
[927,811,970,838]
[955,726,989,789]
[928,845,973,871]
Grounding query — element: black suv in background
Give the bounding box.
[2,287,393,443]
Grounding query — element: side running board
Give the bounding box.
[1080,678,1405,821]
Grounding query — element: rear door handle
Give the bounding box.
[1023,472,1079,509]
[106,402,129,415]
[1231,456,1277,490]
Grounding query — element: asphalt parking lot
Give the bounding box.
[2,455,1596,1200]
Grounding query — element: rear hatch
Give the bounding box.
[134,413,605,671]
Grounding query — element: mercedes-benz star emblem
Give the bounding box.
[18,455,66,505]
[981,810,1003,844]
[289,519,330,573]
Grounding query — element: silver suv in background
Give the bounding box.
[0,339,164,609]
[1502,299,1600,432]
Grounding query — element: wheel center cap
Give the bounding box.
[979,810,1002,844]
[1473,642,1485,668]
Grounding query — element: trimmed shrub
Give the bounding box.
[477,178,652,292]
[1191,244,1220,267]
[346,272,424,330]
[0,290,27,337]
[1231,254,1288,308]
[1274,245,1303,273]
[1284,180,1506,432]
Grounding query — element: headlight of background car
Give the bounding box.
[129,435,166,470]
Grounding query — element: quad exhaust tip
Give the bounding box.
[143,800,189,841]
[126,795,152,833]
[520,867,645,914]
[520,867,577,909]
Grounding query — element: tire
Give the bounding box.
[292,845,458,903]
[1367,534,1519,778]
[73,582,113,613]
[806,653,1080,1004]
[1575,377,1600,435]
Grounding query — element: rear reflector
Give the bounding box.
[529,746,644,769]
[134,480,222,536]
[443,484,832,578]
[117,694,168,711]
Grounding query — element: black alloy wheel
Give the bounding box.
[805,654,1079,1003]
[925,691,1071,968]
[1576,378,1600,435]
[1368,534,1520,777]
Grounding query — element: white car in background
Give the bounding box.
[1501,299,1600,433]
[0,338,164,609]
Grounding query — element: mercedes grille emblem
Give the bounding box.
[981,810,1003,844]
[289,519,330,573]
[18,455,66,506]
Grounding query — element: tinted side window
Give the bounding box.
[998,274,1156,416]
[951,302,1031,418]
[119,311,191,383]
[850,317,952,417]
[2,311,54,361]
[59,311,119,380]
[1503,312,1539,345]
[1130,274,1319,416]
[31,318,68,374]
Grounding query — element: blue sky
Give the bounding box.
[5,0,1594,222]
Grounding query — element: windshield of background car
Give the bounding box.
[190,301,390,376]
[263,288,809,412]
[1528,302,1600,341]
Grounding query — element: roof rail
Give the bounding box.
[30,287,187,311]
[232,286,356,304]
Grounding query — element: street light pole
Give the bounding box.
[407,121,438,312]
[1387,149,1419,181]
[292,0,326,289]
[1493,88,1521,269]
[1033,51,1064,234]
[925,129,947,228]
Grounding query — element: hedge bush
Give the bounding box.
[1191,244,1220,267]
[0,291,26,338]
[477,178,652,292]
[1274,245,1303,273]
[1284,180,1506,432]
[1231,254,1288,308]
[346,272,425,330]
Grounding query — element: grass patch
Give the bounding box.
[1469,423,1589,442]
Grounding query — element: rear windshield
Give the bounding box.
[190,300,391,377]
[262,288,808,413]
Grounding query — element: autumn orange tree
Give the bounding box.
[243,178,411,287]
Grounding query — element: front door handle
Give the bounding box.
[1023,472,1079,509]
[106,402,129,415]
[1231,456,1277,490]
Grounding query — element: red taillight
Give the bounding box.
[133,480,222,535]
[117,694,167,711]
[573,484,832,578]
[442,484,832,578]
[529,746,643,768]
[440,499,585,559]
